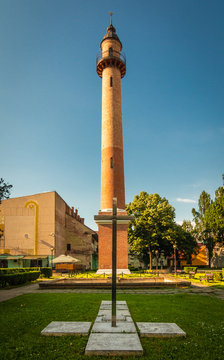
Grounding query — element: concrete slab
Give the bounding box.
[136,322,186,337]
[100,304,128,310]
[96,269,131,275]
[41,321,91,336]
[98,309,130,317]
[95,315,134,322]
[85,333,143,356]
[92,321,136,333]
[101,301,127,305]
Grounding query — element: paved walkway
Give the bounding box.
[0,283,224,303]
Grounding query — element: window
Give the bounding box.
[67,243,71,251]
[110,76,113,87]
[110,157,113,168]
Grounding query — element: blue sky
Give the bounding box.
[1,0,223,230]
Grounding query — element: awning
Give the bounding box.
[23,255,48,260]
[2,256,24,260]
[52,255,81,264]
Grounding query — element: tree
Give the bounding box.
[177,223,197,264]
[0,178,12,239]
[205,174,224,247]
[126,192,176,269]
[192,175,224,268]
[192,190,214,267]
[0,178,12,203]
[182,220,194,233]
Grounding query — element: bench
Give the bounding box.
[188,271,196,278]
[204,273,214,282]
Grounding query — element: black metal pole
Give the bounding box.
[112,197,117,327]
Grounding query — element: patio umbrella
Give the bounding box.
[52,254,81,264]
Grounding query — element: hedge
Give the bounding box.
[0,267,52,277]
[0,267,39,274]
[40,267,52,278]
[0,271,40,287]
[184,267,198,273]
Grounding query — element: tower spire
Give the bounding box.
[109,11,113,25]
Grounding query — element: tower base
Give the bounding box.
[94,210,130,273]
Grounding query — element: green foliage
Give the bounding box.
[0,267,39,274]
[205,183,224,244]
[0,178,13,238]
[0,271,40,287]
[213,272,222,281]
[126,192,175,266]
[0,178,12,203]
[126,191,197,267]
[0,267,52,279]
[182,220,194,233]
[192,175,224,267]
[184,267,197,273]
[173,223,198,262]
[40,267,52,278]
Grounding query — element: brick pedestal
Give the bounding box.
[95,210,130,273]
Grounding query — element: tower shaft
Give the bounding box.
[95,19,130,274]
[101,65,125,210]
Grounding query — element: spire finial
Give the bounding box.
[109,11,113,25]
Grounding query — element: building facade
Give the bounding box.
[0,191,98,269]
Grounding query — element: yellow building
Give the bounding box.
[0,191,98,269]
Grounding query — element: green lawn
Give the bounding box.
[168,273,224,289]
[0,293,223,359]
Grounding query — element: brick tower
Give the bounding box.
[95,15,130,274]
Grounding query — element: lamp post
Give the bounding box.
[49,232,56,267]
[173,244,177,276]
[155,250,159,272]
[160,250,164,270]
[50,247,54,267]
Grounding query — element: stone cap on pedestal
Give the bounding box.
[94,211,133,225]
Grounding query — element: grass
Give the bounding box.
[0,293,224,359]
[169,273,224,290]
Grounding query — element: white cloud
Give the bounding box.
[176,220,183,225]
[176,198,197,204]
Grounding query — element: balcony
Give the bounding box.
[96,49,126,78]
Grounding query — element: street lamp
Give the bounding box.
[173,244,177,276]
[49,233,56,267]
[50,247,54,267]
[160,250,164,270]
[155,250,159,271]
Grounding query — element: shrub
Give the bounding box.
[0,271,40,287]
[40,267,52,278]
[213,272,222,282]
[184,267,197,274]
[0,267,39,275]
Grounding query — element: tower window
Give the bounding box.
[109,47,113,57]
[110,157,113,168]
[110,77,113,87]
[67,243,71,251]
